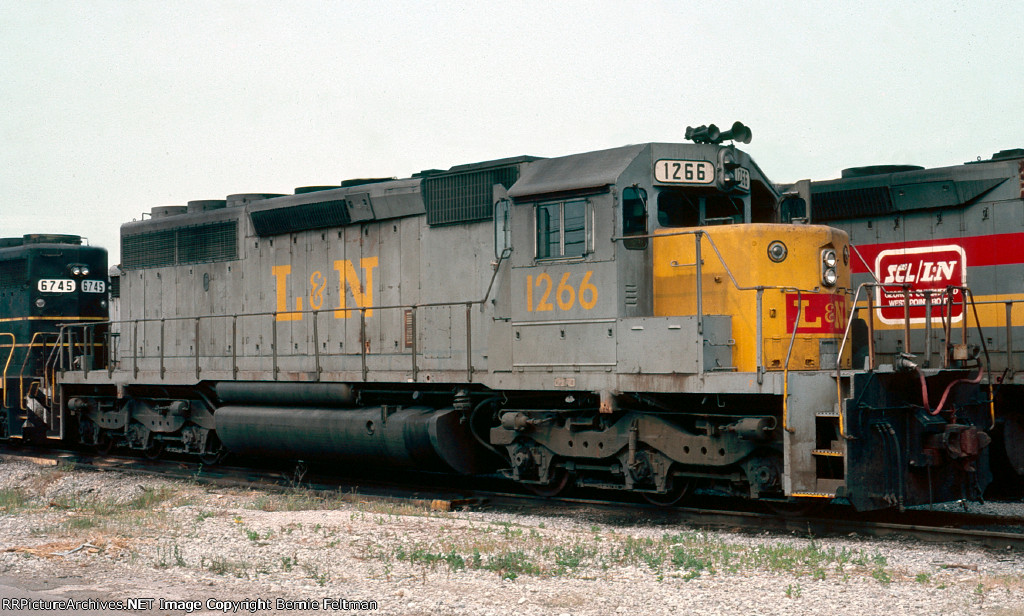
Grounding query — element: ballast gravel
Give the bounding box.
[0,458,1021,616]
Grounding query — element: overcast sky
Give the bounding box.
[3,1,1021,264]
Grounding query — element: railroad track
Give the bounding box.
[3,444,1022,552]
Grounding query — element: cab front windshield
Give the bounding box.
[655,187,774,228]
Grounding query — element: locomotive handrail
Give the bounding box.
[837,282,911,375]
[836,283,996,431]
[698,232,815,390]
[948,286,996,428]
[847,291,1024,357]
[47,324,106,381]
[834,281,918,439]
[950,295,1024,377]
[100,298,492,325]
[20,331,59,413]
[656,229,826,378]
[67,295,489,384]
[45,328,75,401]
[0,333,14,409]
[482,247,513,307]
[942,292,1024,368]
[640,228,825,427]
[780,288,802,434]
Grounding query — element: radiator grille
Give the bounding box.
[178,221,238,264]
[122,221,237,269]
[122,229,175,268]
[423,166,521,226]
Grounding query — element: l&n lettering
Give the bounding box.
[272,257,378,322]
[882,260,958,284]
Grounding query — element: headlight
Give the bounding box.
[821,248,838,287]
[767,241,788,263]
[81,266,90,276]
[71,266,82,276]
[721,153,735,186]
[822,249,837,268]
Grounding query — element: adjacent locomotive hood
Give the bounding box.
[807,155,1019,223]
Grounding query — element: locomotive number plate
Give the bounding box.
[37,279,76,293]
[654,159,715,184]
[82,280,106,293]
[736,167,750,191]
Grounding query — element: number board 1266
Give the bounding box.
[654,159,715,185]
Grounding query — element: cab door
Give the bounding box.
[508,194,617,374]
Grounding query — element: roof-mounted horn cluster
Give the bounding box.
[685,121,752,145]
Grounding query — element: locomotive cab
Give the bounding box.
[498,140,850,378]
[490,138,988,508]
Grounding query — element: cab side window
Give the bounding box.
[536,199,588,259]
[622,186,648,250]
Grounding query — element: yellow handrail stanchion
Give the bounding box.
[0,333,16,409]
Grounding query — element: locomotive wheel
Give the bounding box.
[526,468,571,497]
[198,433,226,465]
[641,479,691,507]
[95,432,115,455]
[1003,412,1024,476]
[198,449,225,465]
[143,439,164,460]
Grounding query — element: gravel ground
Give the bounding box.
[0,458,1021,616]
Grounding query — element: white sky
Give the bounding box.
[3,1,1021,265]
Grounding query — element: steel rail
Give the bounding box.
[2,444,1021,551]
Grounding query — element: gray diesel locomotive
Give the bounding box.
[15,134,995,510]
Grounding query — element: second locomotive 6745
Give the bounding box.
[29,128,993,510]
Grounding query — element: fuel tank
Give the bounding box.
[215,405,489,474]
[215,382,356,407]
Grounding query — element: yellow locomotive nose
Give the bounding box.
[652,223,852,372]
